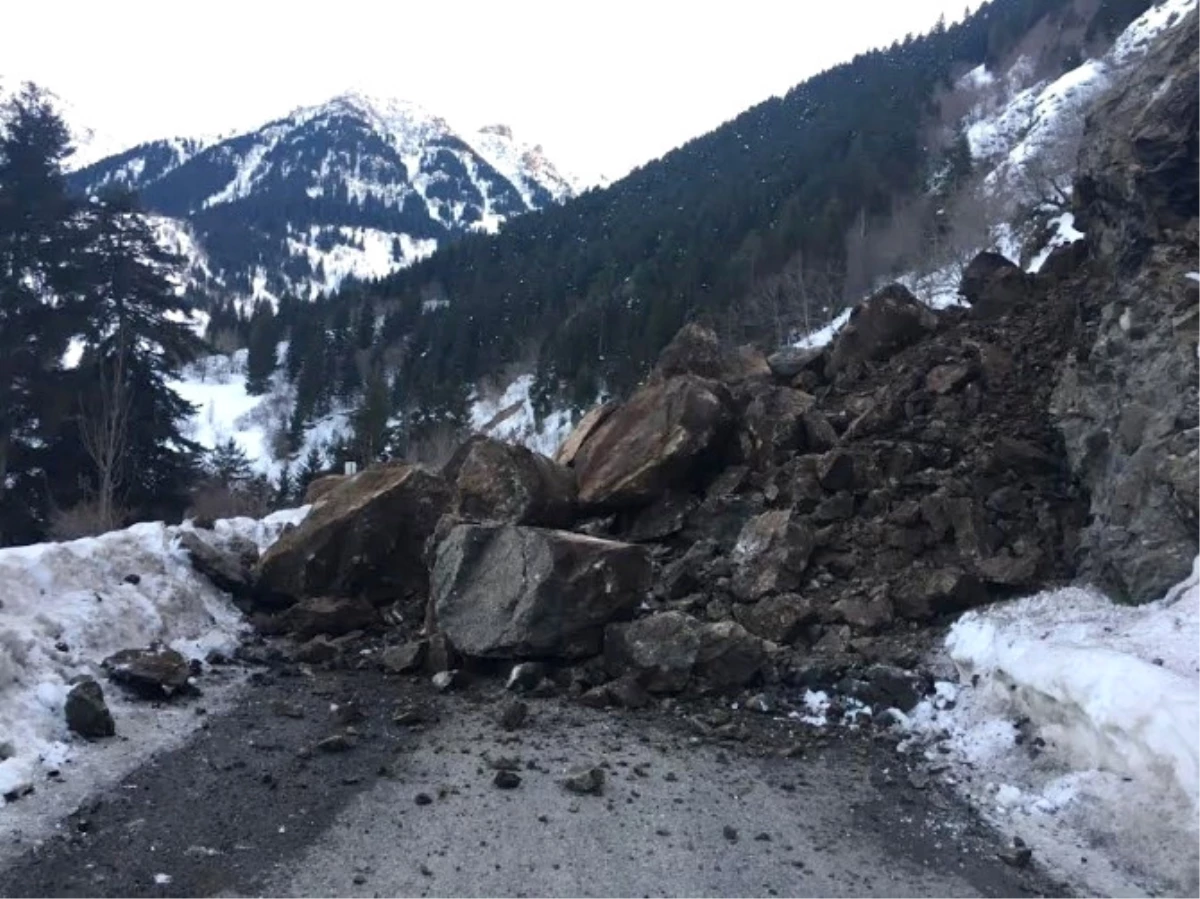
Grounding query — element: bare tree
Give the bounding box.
[76,340,132,533]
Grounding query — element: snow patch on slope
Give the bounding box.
[468,374,581,458]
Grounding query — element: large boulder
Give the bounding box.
[304,474,346,505]
[604,612,767,693]
[258,463,452,607]
[738,384,817,468]
[443,436,576,527]
[65,676,115,738]
[280,596,380,640]
[652,322,724,381]
[572,375,734,508]
[826,284,938,378]
[959,252,1033,319]
[730,510,815,601]
[177,530,257,610]
[555,402,617,468]
[431,524,652,659]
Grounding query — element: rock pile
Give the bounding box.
[183,266,1090,696]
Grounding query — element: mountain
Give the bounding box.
[67,91,579,304]
[313,0,1169,417]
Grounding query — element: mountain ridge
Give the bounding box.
[64,90,580,305]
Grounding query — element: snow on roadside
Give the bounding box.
[895,558,1200,896]
[0,507,308,811]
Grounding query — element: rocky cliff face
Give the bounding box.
[1050,9,1199,602]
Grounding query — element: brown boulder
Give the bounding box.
[554,402,617,468]
[960,252,1033,319]
[893,568,987,620]
[731,510,815,601]
[739,384,817,468]
[304,474,346,505]
[258,463,452,607]
[280,596,380,640]
[444,436,576,527]
[827,284,938,378]
[733,594,818,643]
[431,524,651,659]
[652,322,724,381]
[572,375,734,508]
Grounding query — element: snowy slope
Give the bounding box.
[790,0,1197,350]
[0,508,307,809]
[68,91,579,306]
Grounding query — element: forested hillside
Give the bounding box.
[268,0,1151,427]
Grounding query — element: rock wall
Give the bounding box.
[1051,9,1199,601]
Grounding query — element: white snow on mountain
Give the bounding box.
[0,507,307,825]
[893,558,1200,896]
[470,123,579,206]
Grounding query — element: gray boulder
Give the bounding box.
[432,524,651,659]
[443,436,576,527]
[604,612,768,693]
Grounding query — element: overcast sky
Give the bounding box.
[6,0,979,184]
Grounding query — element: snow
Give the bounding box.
[1110,0,1197,64]
[468,373,583,458]
[789,308,852,350]
[895,557,1200,895]
[169,348,351,481]
[0,507,308,808]
[286,226,436,298]
[1027,212,1085,273]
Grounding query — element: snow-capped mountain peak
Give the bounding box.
[67,91,581,306]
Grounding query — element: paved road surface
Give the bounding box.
[0,666,1063,898]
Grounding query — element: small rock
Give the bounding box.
[352,874,367,885]
[123,574,141,585]
[723,824,739,842]
[292,635,338,665]
[65,677,115,739]
[999,846,1033,868]
[315,733,356,753]
[607,676,651,710]
[745,693,774,714]
[493,771,522,789]
[273,701,306,719]
[101,645,192,699]
[498,700,528,731]
[381,641,427,674]
[506,662,546,693]
[414,792,433,806]
[561,766,605,795]
[432,670,462,692]
[578,685,611,708]
[392,706,428,727]
[333,700,366,725]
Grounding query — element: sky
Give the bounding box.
[5,0,980,184]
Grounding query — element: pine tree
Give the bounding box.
[206,437,253,487]
[244,300,277,395]
[351,366,392,465]
[275,461,294,507]
[295,446,325,495]
[0,84,86,542]
[66,187,204,527]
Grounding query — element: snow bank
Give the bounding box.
[946,558,1199,805]
[789,308,852,350]
[897,558,1200,895]
[0,507,307,804]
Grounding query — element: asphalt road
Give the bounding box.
[0,664,1064,898]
